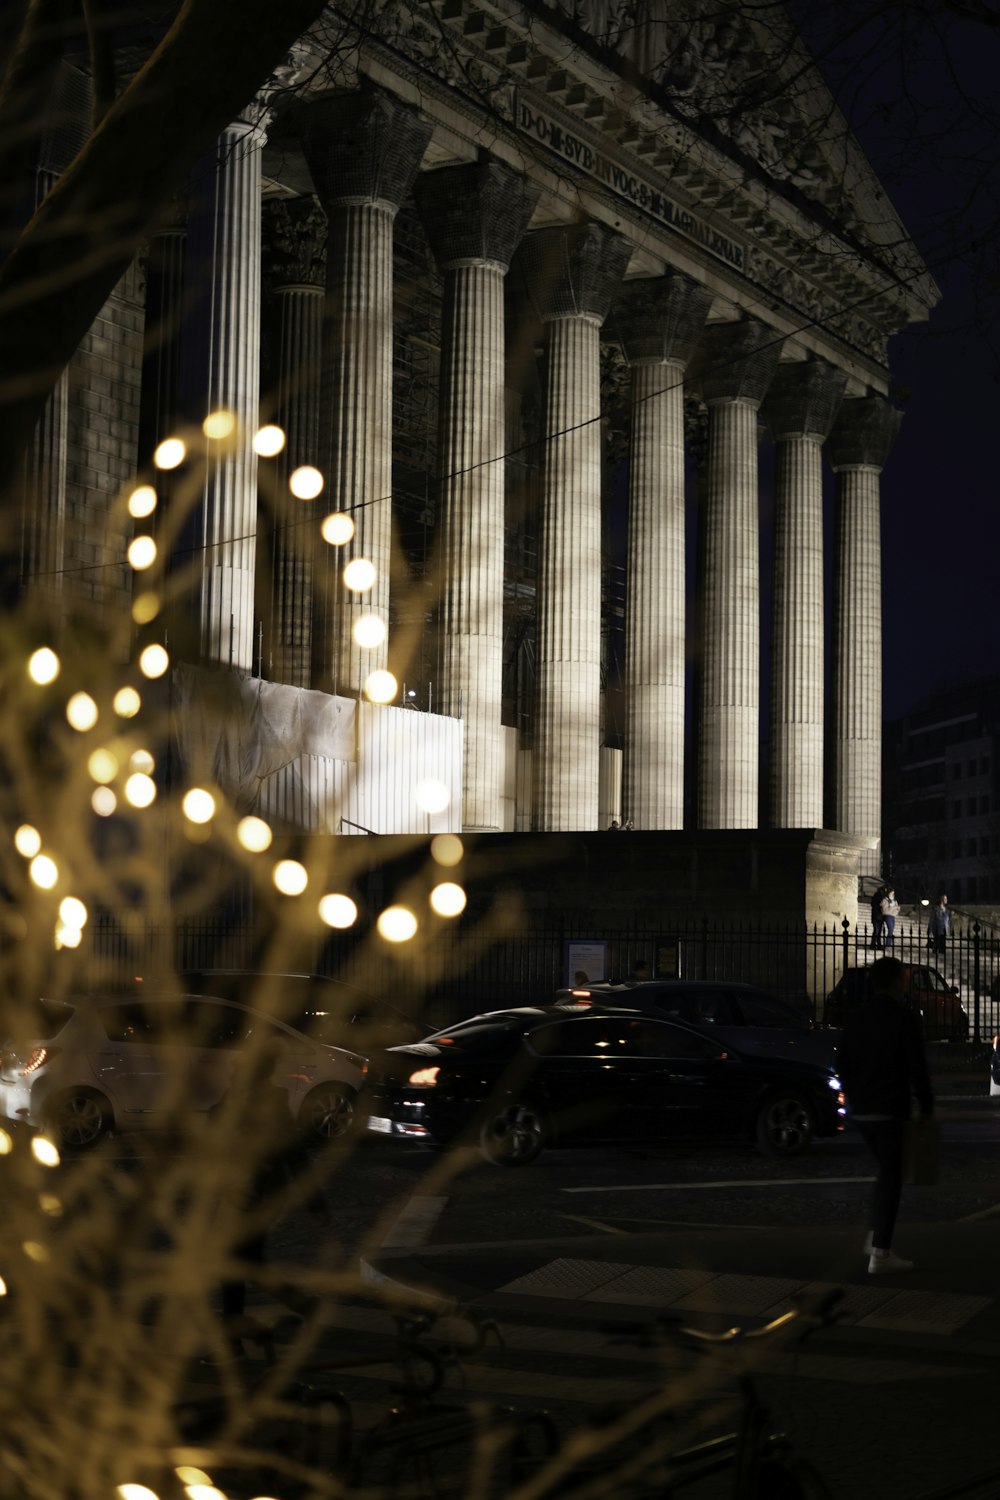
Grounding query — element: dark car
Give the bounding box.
[557,980,839,1069]
[365,1006,845,1165]
[825,963,968,1040]
[180,971,423,1050]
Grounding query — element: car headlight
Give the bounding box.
[827,1075,842,1091]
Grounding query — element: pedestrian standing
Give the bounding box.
[927,893,950,957]
[838,956,934,1274]
[880,887,900,950]
[870,884,887,950]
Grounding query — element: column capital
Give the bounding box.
[762,360,847,442]
[613,272,713,367]
[692,318,783,407]
[262,195,328,291]
[827,396,902,471]
[298,88,432,213]
[415,157,537,272]
[515,222,632,324]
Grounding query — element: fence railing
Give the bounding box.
[79,911,1000,1040]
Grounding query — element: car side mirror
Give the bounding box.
[950,986,960,997]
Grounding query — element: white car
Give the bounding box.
[0,993,368,1151]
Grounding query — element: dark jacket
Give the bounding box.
[838,994,934,1120]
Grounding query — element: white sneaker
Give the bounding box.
[869,1250,914,1275]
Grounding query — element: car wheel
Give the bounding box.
[755,1091,815,1157]
[478,1100,546,1166]
[299,1085,357,1142]
[46,1089,113,1151]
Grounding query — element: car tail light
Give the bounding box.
[21,1047,53,1076]
[408,1066,440,1086]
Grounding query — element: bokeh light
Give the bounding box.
[182,788,216,824]
[128,535,157,571]
[202,409,236,440]
[114,686,141,718]
[139,644,169,678]
[92,786,117,816]
[237,816,272,853]
[29,854,58,890]
[318,893,358,929]
[117,1487,161,1500]
[377,905,418,943]
[130,749,155,775]
[54,924,82,949]
[430,882,467,918]
[343,558,376,593]
[353,613,386,649]
[289,465,324,500]
[14,825,42,858]
[430,833,463,867]
[31,1137,60,1168]
[88,748,119,783]
[153,437,186,470]
[132,592,160,624]
[252,424,286,457]
[28,647,60,685]
[273,859,308,896]
[174,1469,213,1487]
[127,485,157,518]
[124,773,156,808]
[0,1129,11,1154]
[59,897,88,930]
[320,512,354,547]
[66,692,98,732]
[415,778,450,814]
[364,670,397,704]
[186,1487,227,1500]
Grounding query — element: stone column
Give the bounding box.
[694,319,782,828]
[414,159,536,831]
[827,396,901,874]
[762,360,846,829]
[616,273,712,830]
[516,222,632,830]
[182,120,265,670]
[261,196,327,687]
[300,90,432,695]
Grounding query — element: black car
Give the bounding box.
[365,1006,845,1165]
[180,971,423,1050]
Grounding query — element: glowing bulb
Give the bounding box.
[129,749,154,775]
[273,859,308,896]
[202,409,236,440]
[31,1137,60,1168]
[289,465,324,500]
[124,773,156,808]
[252,424,286,457]
[430,834,463,867]
[28,647,60,685]
[132,592,160,625]
[127,485,157,518]
[182,788,216,824]
[353,614,386,649]
[364,670,397,704]
[128,535,157,571]
[430,882,467,918]
[415,778,450,814]
[153,437,186,470]
[320,512,354,547]
[139,644,169,679]
[29,854,58,890]
[92,787,117,816]
[14,825,42,858]
[377,905,418,943]
[318,893,358,929]
[117,1487,161,1500]
[59,897,87,929]
[66,692,98,732]
[0,1129,13,1154]
[88,748,118,783]
[113,687,141,718]
[343,558,376,593]
[237,816,272,853]
[55,923,82,949]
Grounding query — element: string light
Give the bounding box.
[132,592,160,624]
[58,897,87,930]
[128,536,157,571]
[139,644,169,679]
[415,778,450,814]
[130,749,155,775]
[353,614,386,648]
[430,834,463,867]
[320,513,354,546]
[66,692,98,732]
[88,748,118,783]
[202,410,236,440]
[27,647,60,685]
[31,1138,60,1168]
[14,825,42,858]
[182,789,216,824]
[92,787,117,816]
[318,894,358,929]
[289,465,324,500]
[124,773,156,808]
[364,670,397,704]
[252,424,286,457]
[153,437,186,470]
[29,854,58,890]
[343,558,376,592]
[113,687,141,718]
[377,905,418,943]
[430,882,467,918]
[273,859,308,896]
[127,485,157,518]
[237,816,272,852]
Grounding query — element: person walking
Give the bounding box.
[927,893,950,957]
[880,887,900,950]
[838,956,934,1274]
[870,884,887,950]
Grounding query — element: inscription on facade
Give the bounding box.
[516,94,746,274]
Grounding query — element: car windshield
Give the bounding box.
[2,997,76,1041]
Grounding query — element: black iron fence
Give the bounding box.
[82,910,1000,1040]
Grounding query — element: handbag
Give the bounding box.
[902,1115,941,1186]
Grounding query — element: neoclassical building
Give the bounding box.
[20,0,938,865]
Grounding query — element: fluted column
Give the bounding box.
[517,223,632,830]
[827,396,902,874]
[616,274,712,829]
[300,91,432,695]
[694,319,782,828]
[415,160,536,831]
[261,196,327,686]
[183,120,265,670]
[762,361,846,828]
